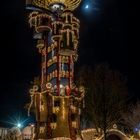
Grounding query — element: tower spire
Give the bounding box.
[26,0,85,139]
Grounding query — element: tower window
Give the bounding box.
[54,100,60,107]
[51,113,57,122]
[71,114,76,121]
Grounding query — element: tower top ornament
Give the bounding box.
[28,0,81,11]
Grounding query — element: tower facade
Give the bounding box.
[26,0,85,139]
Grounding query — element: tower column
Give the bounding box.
[26,0,85,139]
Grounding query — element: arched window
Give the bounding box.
[71,114,76,121]
[51,113,57,123]
[54,100,60,107]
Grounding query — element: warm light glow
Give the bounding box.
[60,84,63,88]
[62,98,65,119]
[27,0,84,138]
[17,123,22,128]
[32,0,81,11]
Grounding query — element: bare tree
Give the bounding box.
[122,101,140,134]
[6,127,22,140]
[76,63,128,140]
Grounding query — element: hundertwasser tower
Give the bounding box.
[26,0,85,139]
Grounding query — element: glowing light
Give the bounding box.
[17,123,22,128]
[31,124,34,127]
[85,5,89,9]
[62,98,65,119]
[3,115,29,129]
[82,1,100,17]
[52,4,60,9]
[60,84,63,88]
[32,0,81,11]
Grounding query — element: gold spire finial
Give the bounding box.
[32,0,81,11]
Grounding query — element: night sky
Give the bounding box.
[0,0,132,127]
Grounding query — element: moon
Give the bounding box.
[85,5,89,9]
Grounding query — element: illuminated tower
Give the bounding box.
[26,0,85,139]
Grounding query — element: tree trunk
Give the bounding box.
[104,131,107,140]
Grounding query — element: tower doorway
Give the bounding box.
[107,134,121,140]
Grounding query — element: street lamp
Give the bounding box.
[17,123,22,128]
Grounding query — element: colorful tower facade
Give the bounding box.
[26,0,85,139]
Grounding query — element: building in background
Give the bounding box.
[22,124,34,140]
[0,127,8,140]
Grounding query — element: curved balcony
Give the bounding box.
[52,21,63,35]
[29,12,38,27]
[29,12,52,33]
[36,25,51,33]
[73,40,78,51]
[59,29,75,56]
[72,17,80,40]
[63,23,73,30]
[62,12,73,24]
[72,17,80,29]
[36,39,44,50]
[59,48,75,56]
[51,21,63,42]
[51,35,62,42]
[35,14,52,33]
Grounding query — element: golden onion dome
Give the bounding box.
[32,0,81,11]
